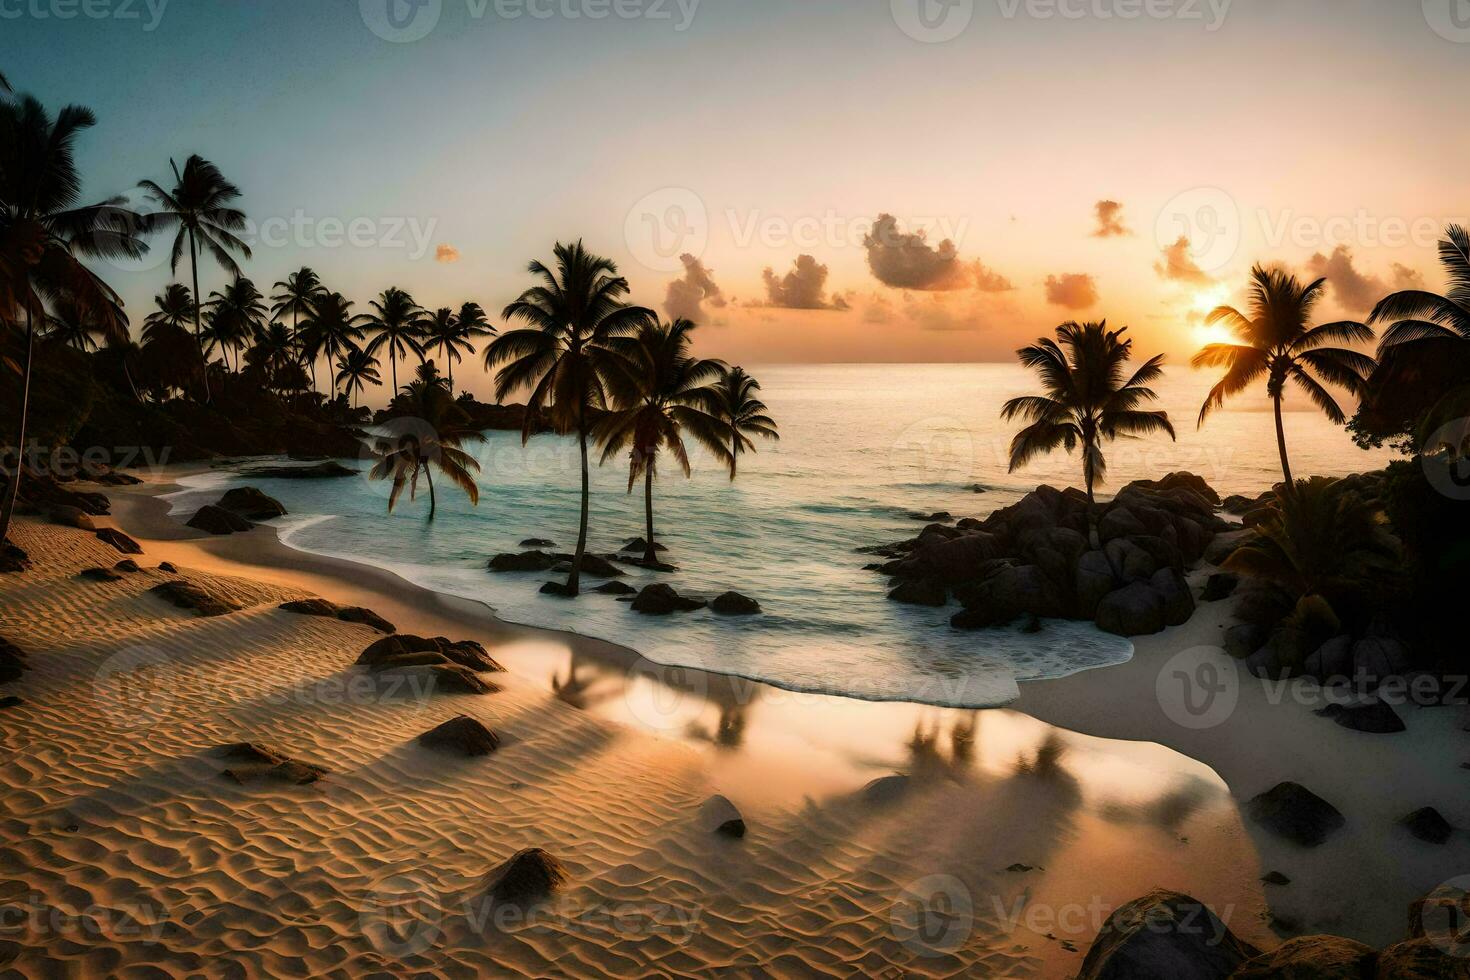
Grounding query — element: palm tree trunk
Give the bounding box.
[425,464,437,522]
[447,355,454,395]
[567,420,590,597]
[0,299,37,548]
[1273,392,1294,490]
[643,464,656,564]
[391,348,397,397]
[730,431,738,480]
[188,229,211,404]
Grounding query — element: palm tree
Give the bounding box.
[204,276,267,372]
[0,92,148,548]
[595,319,732,563]
[363,286,426,394]
[335,346,381,408]
[246,321,300,392]
[1193,266,1376,489]
[138,155,250,400]
[298,291,366,397]
[424,303,496,394]
[368,377,484,521]
[141,285,205,398]
[712,365,778,479]
[484,240,654,597]
[1002,321,1175,502]
[43,293,125,352]
[271,267,326,387]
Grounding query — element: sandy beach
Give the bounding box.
[0,477,1464,977]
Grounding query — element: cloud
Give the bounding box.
[903,293,986,332]
[1044,273,1099,310]
[1305,245,1424,313]
[435,244,460,263]
[760,254,841,310]
[1091,200,1129,238]
[1154,236,1213,285]
[862,213,1013,293]
[664,253,727,322]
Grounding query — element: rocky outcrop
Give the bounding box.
[595,581,637,595]
[711,592,761,615]
[1076,889,1259,979]
[1316,700,1405,734]
[489,551,557,573]
[358,634,504,673]
[1246,782,1345,847]
[217,487,287,520]
[0,542,30,574]
[486,848,567,905]
[630,584,706,615]
[418,715,500,756]
[1229,935,1375,979]
[701,795,747,838]
[279,598,395,634]
[215,742,328,785]
[95,528,143,555]
[50,505,96,530]
[150,580,243,617]
[187,505,254,535]
[1398,807,1453,844]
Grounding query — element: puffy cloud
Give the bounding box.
[1154,236,1213,285]
[862,213,1013,293]
[664,253,727,323]
[971,259,1014,293]
[1091,200,1129,238]
[435,244,460,263]
[1305,245,1424,313]
[1044,273,1099,310]
[760,254,840,310]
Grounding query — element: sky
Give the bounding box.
[9,0,1470,394]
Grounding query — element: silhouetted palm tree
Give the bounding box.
[363,286,426,394]
[1003,320,1175,502]
[424,302,495,394]
[484,241,654,596]
[139,155,249,400]
[712,365,778,479]
[271,267,326,387]
[204,276,267,372]
[0,92,148,547]
[1194,266,1376,488]
[335,346,381,408]
[299,291,366,397]
[596,318,731,563]
[245,321,300,392]
[142,285,205,398]
[43,293,125,352]
[368,378,484,521]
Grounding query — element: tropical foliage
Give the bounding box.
[712,365,778,479]
[368,372,484,520]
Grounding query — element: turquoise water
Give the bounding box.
[164,364,1396,707]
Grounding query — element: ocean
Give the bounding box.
[163,363,1398,708]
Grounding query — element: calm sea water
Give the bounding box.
[164,364,1397,708]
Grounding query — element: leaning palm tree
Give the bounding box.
[1002,320,1175,502]
[138,155,250,399]
[298,291,367,397]
[1193,265,1376,488]
[368,377,484,521]
[484,240,654,597]
[363,286,426,394]
[271,267,326,386]
[0,92,148,548]
[595,319,732,563]
[712,365,779,479]
[335,346,381,408]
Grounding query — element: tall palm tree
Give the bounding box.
[0,92,147,548]
[1193,266,1376,488]
[138,155,250,400]
[141,285,205,399]
[298,291,366,397]
[424,303,496,394]
[1002,320,1175,502]
[484,240,654,597]
[368,377,484,521]
[595,319,732,563]
[712,365,778,479]
[271,267,326,387]
[335,346,381,408]
[204,276,267,372]
[363,286,426,394]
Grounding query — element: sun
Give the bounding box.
[1187,284,1235,347]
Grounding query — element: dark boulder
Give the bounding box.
[1075,550,1117,619]
[1150,568,1195,627]
[594,581,637,596]
[187,505,254,535]
[1303,635,1353,680]
[114,559,141,573]
[50,505,96,530]
[1315,700,1406,734]
[0,542,31,573]
[418,715,500,756]
[158,561,178,574]
[215,743,328,785]
[1098,506,1148,542]
[80,566,124,582]
[1224,622,1269,660]
[359,635,504,673]
[486,848,567,905]
[889,579,947,607]
[1246,782,1345,847]
[900,531,1004,584]
[520,538,555,547]
[568,553,624,579]
[0,637,27,684]
[1104,537,1157,582]
[489,551,557,573]
[622,537,668,554]
[630,584,706,615]
[1399,807,1454,844]
[1201,572,1238,602]
[711,592,761,615]
[1076,889,1259,980]
[150,580,242,617]
[217,487,287,520]
[1095,582,1166,637]
[701,795,747,838]
[1205,528,1255,566]
[95,528,143,555]
[280,598,395,634]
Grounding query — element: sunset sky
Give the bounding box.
[10,0,1470,383]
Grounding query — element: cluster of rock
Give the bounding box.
[186,487,289,535]
[868,472,1228,637]
[1078,886,1469,979]
[279,598,395,634]
[356,633,503,696]
[150,580,243,618]
[214,742,328,786]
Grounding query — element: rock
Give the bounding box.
[158,562,177,573]
[489,551,557,573]
[1104,537,1158,582]
[249,461,355,479]
[1302,635,1353,681]
[151,580,242,617]
[1353,630,1412,682]
[0,695,22,709]
[711,592,761,615]
[621,537,668,554]
[186,505,254,535]
[1225,623,1269,660]
[1205,528,1255,566]
[1221,494,1255,513]
[1399,807,1454,844]
[889,578,947,607]
[279,598,395,634]
[418,716,500,756]
[378,664,501,696]
[217,487,287,520]
[1201,572,1238,602]
[280,598,338,618]
[568,553,624,578]
[594,581,637,595]
[1315,700,1406,734]
[1075,550,1117,619]
[701,795,747,838]
[50,505,96,530]
[486,848,567,905]
[1229,935,1375,979]
[0,542,31,573]
[216,742,290,766]
[862,774,910,805]
[1099,506,1148,542]
[0,637,27,684]
[1076,889,1259,980]
[1242,505,1277,529]
[215,743,328,785]
[95,528,143,555]
[519,538,555,548]
[80,566,124,582]
[358,635,503,673]
[114,559,140,573]
[1150,567,1195,627]
[952,563,1066,629]
[1374,939,1470,979]
[630,584,706,615]
[1261,871,1291,886]
[1246,782,1345,847]
[914,511,953,523]
[1095,582,1165,637]
[540,581,576,597]
[900,531,1004,584]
